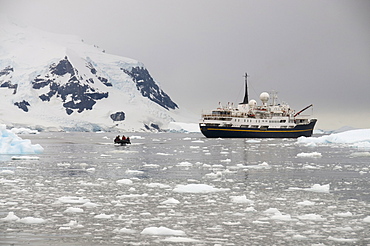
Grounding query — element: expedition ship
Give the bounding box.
[199,73,317,138]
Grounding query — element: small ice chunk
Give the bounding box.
[363,216,370,223]
[145,183,171,189]
[297,200,316,206]
[156,152,172,156]
[349,152,370,157]
[17,217,46,224]
[263,208,281,215]
[245,162,271,169]
[192,140,204,143]
[246,139,261,143]
[57,196,90,204]
[334,212,353,217]
[297,152,322,158]
[141,226,186,236]
[161,198,180,204]
[94,213,114,219]
[177,161,193,167]
[292,235,308,240]
[0,170,14,175]
[173,184,229,193]
[86,168,95,173]
[64,207,84,213]
[114,228,137,234]
[328,236,357,242]
[130,135,145,139]
[306,184,330,193]
[270,213,295,221]
[297,214,326,221]
[230,195,254,204]
[0,212,20,221]
[116,179,133,185]
[161,237,201,243]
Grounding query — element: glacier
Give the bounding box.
[0,19,193,132]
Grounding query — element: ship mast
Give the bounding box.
[240,72,249,104]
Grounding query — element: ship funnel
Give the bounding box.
[240,73,249,104]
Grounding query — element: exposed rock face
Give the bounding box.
[110,112,125,121]
[122,67,178,110]
[0,66,17,93]
[14,100,30,112]
[31,56,109,114]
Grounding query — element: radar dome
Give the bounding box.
[248,99,257,107]
[260,92,270,104]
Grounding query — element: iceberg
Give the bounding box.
[297,129,370,147]
[0,124,43,154]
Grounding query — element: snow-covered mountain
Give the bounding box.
[0,20,190,131]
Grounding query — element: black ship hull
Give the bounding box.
[200,119,317,138]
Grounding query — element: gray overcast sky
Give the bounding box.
[1,0,370,129]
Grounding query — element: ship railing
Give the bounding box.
[201,113,247,118]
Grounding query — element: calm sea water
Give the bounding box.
[0,132,369,245]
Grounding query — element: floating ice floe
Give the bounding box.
[263,208,296,221]
[296,200,316,206]
[0,212,20,222]
[94,213,114,219]
[141,226,186,236]
[230,195,254,204]
[297,213,326,221]
[0,170,14,175]
[17,217,46,224]
[334,211,353,217]
[64,207,84,213]
[244,162,271,169]
[288,184,330,193]
[292,235,308,240]
[328,236,358,243]
[56,196,90,204]
[297,152,322,158]
[0,124,43,154]
[177,161,193,167]
[113,228,137,234]
[161,237,201,243]
[81,202,100,208]
[61,220,84,229]
[161,198,180,204]
[173,184,230,193]
[297,129,370,148]
[145,183,171,189]
[10,127,39,134]
[349,152,370,157]
[129,135,145,139]
[362,216,370,223]
[116,178,133,185]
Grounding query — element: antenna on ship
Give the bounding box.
[240,72,249,104]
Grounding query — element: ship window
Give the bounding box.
[280,120,286,123]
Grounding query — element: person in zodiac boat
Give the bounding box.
[114,135,121,144]
[114,135,131,145]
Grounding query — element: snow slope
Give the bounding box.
[0,19,193,132]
